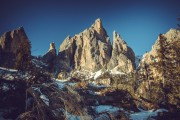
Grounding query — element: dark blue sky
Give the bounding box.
[0,0,180,56]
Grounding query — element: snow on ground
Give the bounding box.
[92,105,120,114]
[32,86,50,106]
[40,94,49,106]
[74,70,94,80]
[72,68,125,80]
[2,74,14,80]
[53,78,69,82]
[2,84,10,91]
[55,80,66,89]
[93,69,102,79]
[92,68,125,80]
[67,83,77,86]
[32,59,48,68]
[130,109,168,120]
[110,66,125,75]
[0,69,31,81]
[0,67,17,72]
[88,82,107,88]
[67,113,92,120]
[55,79,77,89]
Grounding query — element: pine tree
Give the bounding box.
[152,33,180,105]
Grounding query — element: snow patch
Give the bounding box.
[88,82,107,88]
[130,109,168,120]
[32,59,48,68]
[55,81,66,89]
[67,113,91,120]
[94,70,102,79]
[0,67,17,72]
[40,95,49,106]
[54,78,69,82]
[92,105,120,114]
[110,67,125,75]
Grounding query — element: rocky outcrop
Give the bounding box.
[55,18,135,73]
[55,36,76,72]
[43,42,56,62]
[107,31,135,73]
[0,27,31,69]
[42,42,57,72]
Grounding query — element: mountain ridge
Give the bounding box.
[50,18,135,75]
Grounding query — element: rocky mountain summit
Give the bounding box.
[54,18,135,75]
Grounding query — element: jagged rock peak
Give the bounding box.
[113,31,126,44]
[59,35,74,52]
[9,26,25,37]
[49,42,56,51]
[112,31,128,53]
[42,42,56,67]
[107,31,135,73]
[55,18,112,72]
[92,18,103,30]
[91,18,108,39]
[0,26,29,53]
[55,18,136,73]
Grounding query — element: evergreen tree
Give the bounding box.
[152,34,180,105]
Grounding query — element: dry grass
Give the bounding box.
[17,83,91,120]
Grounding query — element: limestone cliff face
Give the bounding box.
[0,27,31,68]
[107,31,135,73]
[56,36,76,72]
[55,18,135,73]
[57,18,112,72]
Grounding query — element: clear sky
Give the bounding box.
[0,0,180,56]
